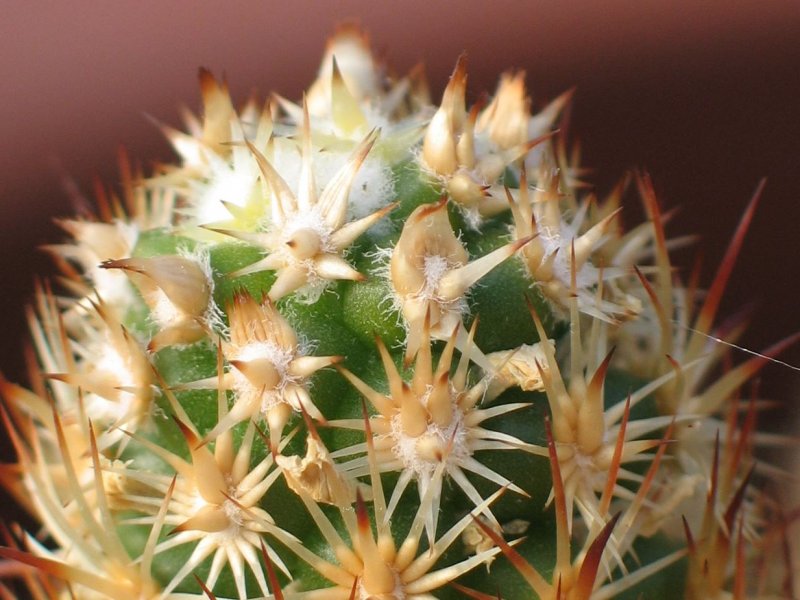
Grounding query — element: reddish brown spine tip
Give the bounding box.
[173,416,201,449]
[452,52,468,80]
[417,195,449,219]
[355,488,370,532]
[449,583,501,600]
[259,539,285,600]
[194,574,218,599]
[573,512,621,600]
[682,515,696,554]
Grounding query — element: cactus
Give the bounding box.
[0,25,796,599]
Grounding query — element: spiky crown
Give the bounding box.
[0,23,796,600]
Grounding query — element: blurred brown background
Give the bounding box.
[1,2,800,475]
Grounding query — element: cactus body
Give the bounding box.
[0,25,794,600]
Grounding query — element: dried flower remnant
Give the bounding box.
[390,198,528,364]
[485,340,554,399]
[101,253,217,351]
[421,56,566,225]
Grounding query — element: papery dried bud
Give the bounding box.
[486,340,554,399]
[391,199,530,362]
[276,436,355,505]
[462,516,504,571]
[102,255,210,318]
[477,70,530,150]
[422,55,467,176]
[101,254,215,350]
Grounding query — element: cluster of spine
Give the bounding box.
[0,25,796,600]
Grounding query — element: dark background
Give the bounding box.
[2,0,799,522]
